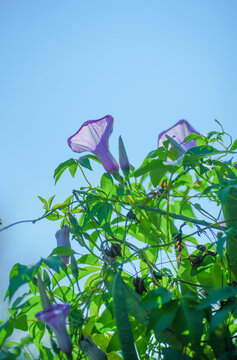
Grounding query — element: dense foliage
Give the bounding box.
[1,119,237,360]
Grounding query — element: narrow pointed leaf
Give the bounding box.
[112,272,138,360]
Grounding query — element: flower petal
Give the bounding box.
[68,115,119,173]
[158,119,200,151]
[36,303,72,356]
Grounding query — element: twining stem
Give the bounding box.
[0,201,79,232]
[76,161,92,187]
[138,203,225,229]
[47,267,67,302]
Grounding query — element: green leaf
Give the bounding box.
[54,158,77,184]
[94,308,116,333]
[85,153,101,164]
[77,254,100,266]
[48,195,55,209]
[150,167,167,187]
[162,348,192,360]
[69,163,77,178]
[210,300,237,331]
[71,255,79,280]
[216,235,226,260]
[0,320,13,348]
[104,269,150,327]
[39,346,54,360]
[133,159,168,178]
[78,155,92,170]
[191,257,225,293]
[173,296,203,347]
[6,260,42,301]
[148,300,179,333]
[112,272,139,360]
[166,135,186,158]
[11,315,28,331]
[100,173,114,196]
[49,246,76,258]
[183,145,232,165]
[106,332,121,352]
[184,133,202,142]
[27,296,45,350]
[140,288,173,309]
[12,293,29,309]
[96,203,113,226]
[218,183,237,278]
[37,196,48,211]
[68,213,84,246]
[198,286,237,309]
[45,211,63,221]
[230,139,237,151]
[43,256,62,272]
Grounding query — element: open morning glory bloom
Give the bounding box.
[55,225,71,265]
[68,115,119,173]
[36,303,72,357]
[158,119,200,151]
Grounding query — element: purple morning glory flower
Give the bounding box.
[158,119,200,151]
[55,225,71,265]
[36,303,72,357]
[118,135,130,176]
[68,115,119,174]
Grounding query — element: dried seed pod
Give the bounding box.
[205,250,217,257]
[152,271,162,286]
[196,244,206,252]
[126,210,137,220]
[133,277,147,295]
[110,243,122,257]
[188,254,203,268]
[104,248,112,257]
[153,271,163,280]
[104,243,122,260]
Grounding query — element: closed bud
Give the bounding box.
[80,336,108,360]
[55,225,71,265]
[37,273,51,310]
[118,136,130,176]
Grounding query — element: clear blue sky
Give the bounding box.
[1,0,237,318]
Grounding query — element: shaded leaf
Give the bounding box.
[112,272,138,360]
[162,348,192,360]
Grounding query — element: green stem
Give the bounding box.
[138,204,225,229]
[77,162,92,187]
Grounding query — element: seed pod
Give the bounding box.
[110,243,122,257]
[196,244,206,252]
[188,254,203,268]
[133,277,147,295]
[205,250,217,257]
[152,271,162,286]
[126,210,137,220]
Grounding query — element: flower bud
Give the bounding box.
[55,225,71,265]
[37,273,51,310]
[80,336,108,360]
[118,135,130,176]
